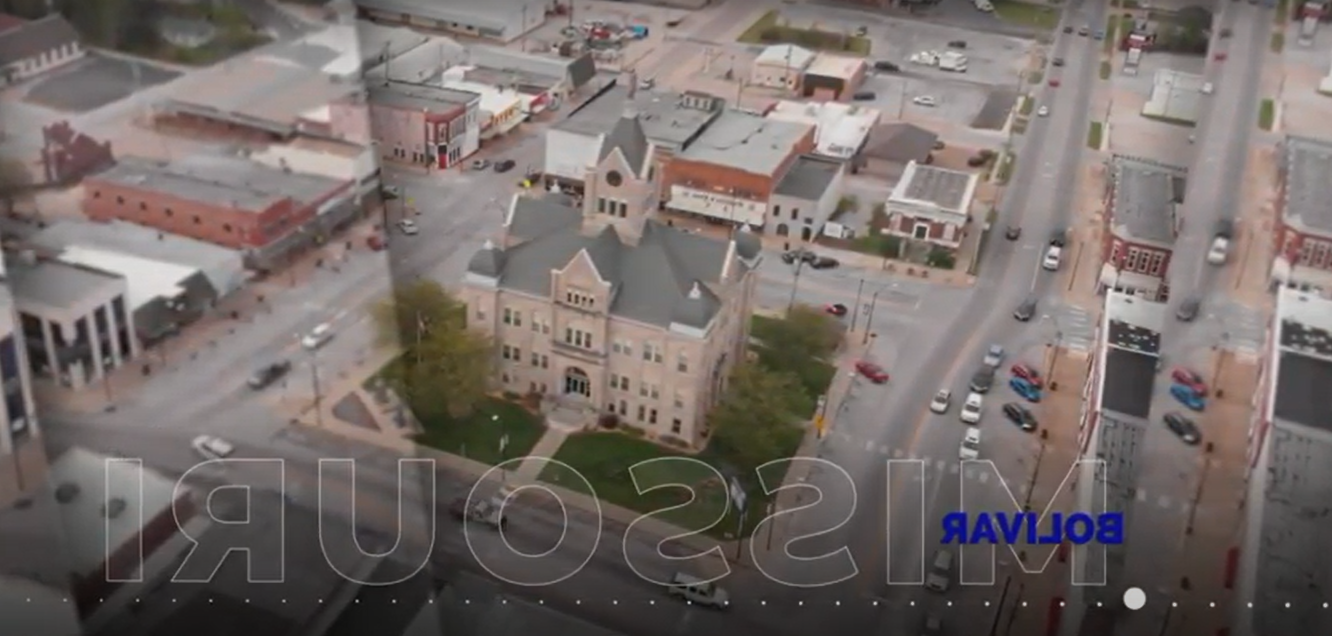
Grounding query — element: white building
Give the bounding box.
[442,68,525,138]
[353,0,548,43]
[1142,69,1204,123]
[883,161,980,250]
[247,136,380,196]
[750,44,815,90]
[766,100,880,161]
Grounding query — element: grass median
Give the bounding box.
[1259,99,1275,130]
[1087,121,1104,149]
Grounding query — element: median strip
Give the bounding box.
[1259,99,1276,131]
[1087,121,1104,150]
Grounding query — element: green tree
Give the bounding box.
[708,362,805,474]
[762,304,842,361]
[372,280,494,420]
[0,0,50,19]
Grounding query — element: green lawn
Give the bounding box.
[1271,32,1285,53]
[1087,121,1104,150]
[993,1,1062,31]
[1018,95,1034,116]
[1141,113,1197,127]
[1258,99,1275,131]
[1099,60,1112,79]
[1027,70,1044,85]
[414,397,545,465]
[737,9,871,54]
[995,153,1016,185]
[543,430,802,538]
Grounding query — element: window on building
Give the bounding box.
[618,400,627,416]
[475,308,487,322]
[671,418,682,434]
[643,343,663,363]
[564,328,592,348]
[139,202,147,211]
[93,190,101,198]
[677,353,689,373]
[598,197,607,213]
[501,345,514,360]
[637,404,646,422]
[1313,240,1332,269]
[673,391,685,409]
[530,312,549,333]
[192,216,201,224]
[502,372,510,383]
[1124,248,1142,272]
[503,307,521,326]
[223,223,233,233]
[115,196,124,204]
[165,208,173,217]
[772,205,781,218]
[648,409,658,425]
[791,207,798,220]
[1148,252,1166,276]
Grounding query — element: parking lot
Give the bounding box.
[857,71,1013,129]
[519,0,680,68]
[1275,23,1332,134]
[1104,51,1203,165]
[23,54,180,113]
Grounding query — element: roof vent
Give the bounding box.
[102,497,128,519]
[54,482,81,503]
[687,282,702,300]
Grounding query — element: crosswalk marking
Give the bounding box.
[865,439,875,451]
[978,471,990,484]
[1136,489,1147,502]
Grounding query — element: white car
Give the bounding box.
[1042,245,1063,271]
[929,389,952,414]
[983,344,1004,367]
[913,95,937,107]
[397,219,419,235]
[191,435,235,460]
[1201,82,1214,95]
[959,427,981,460]
[1207,236,1230,265]
[1036,105,1049,117]
[960,392,983,424]
[301,322,335,350]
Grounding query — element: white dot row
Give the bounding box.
[39,598,1326,609]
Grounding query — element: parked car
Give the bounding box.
[1214,218,1234,239]
[852,91,877,101]
[638,78,655,90]
[1048,78,1061,87]
[856,360,889,384]
[1201,81,1214,94]
[873,60,900,72]
[1078,25,1090,35]
[1051,57,1065,67]
[1171,367,1207,396]
[247,360,292,389]
[301,323,335,350]
[810,256,840,269]
[1009,377,1042,403]
[1063,25,1073,34]
[825,303,848,317]
[782,249,817,265]
[1005,225,1022,240]
[1214,52,1227,61]
[983,344,1004,367]
[666,572,730,609]
[1002,402,1038,431]
[397,219,419,235]
[1042,244,1063,270]
[947,39,967,49]
[924,549,953,591]
[959,427,981,460]
[1207,236,1230,265]
[913,95,938,107]
[1013,297,1037,321]
[1176,296,1201,322]
[970,366,996,393]
[494,159,517,172]
[470,159,491,170]
[1010,362,1043,388]
[1093,30,1105,40]
[1169,383,1206,411]
[960,392,983,424]
[1164,412,1201,444]
[1036,105,1049,117]
[191,435,235,460]
[930,389,952,414]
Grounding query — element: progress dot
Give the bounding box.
[1123,588,1147,611]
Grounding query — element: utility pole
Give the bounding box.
[310,349,324,427]
[1024,430,1049,510]
[787,255,805,311]
[862,284,898,345]
[1185,441,1215,535]
[849,278,866,332]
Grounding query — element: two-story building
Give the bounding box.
[881,160,979,253]
[1098,155,1186,301]
[1273,135,1332,294]
[801,53,867,101]
[334,82,481,170]
[766,100,880,165]
[461,110,762,447]
[662,110,815,229]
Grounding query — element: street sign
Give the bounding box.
[814,414,826,436]
[728,476,748,512]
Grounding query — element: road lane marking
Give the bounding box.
[866,439,876,451]
[978,471,990,484]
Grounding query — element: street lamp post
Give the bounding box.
[1041,314,1064,387]
[849,278,866,332]
[1024,430,1050,511]
[862,283,899,345]
[310,349,324,428]
[787,251,806,311]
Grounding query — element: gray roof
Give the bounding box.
[364,38,465,84]
[1100,346,1156,419]
[92,154,346,213]
[0,15,80,67]
[4,257,123,311]
[897,163,972,212]
[1108,155,1185,245]
[864,122,937,163]
[1282,135,1332,235]
[472,197,743,329]
[366,81,477,112]
[679,111,812,176]
[557,86,723,151]
[774,155,841,200]
[467,45,576,82]
[353,0,546,34]
[600,113,650,175]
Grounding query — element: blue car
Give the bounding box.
[1169,383,1206,411]
[1009,377,1042,403]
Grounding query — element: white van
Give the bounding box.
[666,572,730,609]
[960,427,981,460]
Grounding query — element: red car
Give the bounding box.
[825,303,848,317]
[1213,52,1227,61]
[1048,78,1061,87]
[1171,367,1207,396]
[1010,363,1043,388]
[855,361,889,384]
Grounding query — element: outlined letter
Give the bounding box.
[172,458,285,583]
[317,458,437,585]
[103,458,145,583]
[886,459,927,585]
[750,457,859,587]
[463,457,601,587]
[622,457,731,586]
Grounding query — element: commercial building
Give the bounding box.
[1071,291,1166,617]
[333,82,481,170]
[1236,288,1332,636]
[464,44,598,102]
[768,155,847,241]
[662,110,815,228]
[82,154,357,271]
[262,19,431,80]
[1272,135,1332,293]
[881,160,980,252]
[245,135,381,196]
[0,13,84,87]
[354,0,549,43]
[801,53,868,101]
[1141,69,1204,124]
[1097,155,1186,301]
[462,111,762,447]
[440,67,526,138]
[750,44,815,90]
[545,86,724,191]
[4,254,137,389]
[861,122,940,178]
[766,100,880,162]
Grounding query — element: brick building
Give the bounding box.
[82,154,355,271]
[1272,135,1332,294]
[801,53,868,101]
[40,121,113,185]
[881,160,979,252]
[1097,155,1186,301]
[661,110,814,229]
[332,82,481,169]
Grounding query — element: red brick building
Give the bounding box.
[331,83,481,170]
[882,160,979,252]
[1098,155,1186,301]
[1272,135,1332,293]
[83,154,354,270]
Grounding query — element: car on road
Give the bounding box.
[1093,29,1105,40]
[1014,297,1037,321]
[825,303,848,316]
[470,159,491,170]
[1002,402,1038,431]
[924,549,953,592]
[959,427,981,460]
[1171,367,1207,396]
[1051,57,1064,67]
[930,389,952,414]
[960,392,984,423]
[970,366,996,393]
[638,78,655,90]
[1207,236,1230,265]
[1009,377,1042,403]
[1063,25,1073,34]
[1010,362,1042,388]
[781,248,817,265]
[852,91,877,101]
[1169,383,1206,411]
[873,60,900,72]
[1005,225,1021,240]
[1078,25,1090,36]
[494,159,517,172]
[1201,81,1214,94]
[810,256,839,269]
[1176,296,1201,322]
[1042,244,1063,270]
[947,40,967,49]
[912,95,937,107]
[191,435,235,460]
[301,322,335,350]
[247,360,292,389]
[666,572,730,609]
[983,344,1004,367]
[856,360,889,384]
[1048,78,1061,87]
[1037,105,1049,117]
[1164,412,1201,444]
[397,219,419,235]
[1214,52,1227,61]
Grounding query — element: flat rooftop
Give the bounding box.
[1271,288,1332,432]
[57,245,193,311]
[805,53,864,79]
[557,87,723,150]
[1100,347,1157,419]
[890,161,976,213]
[678,110,811,175]
[4,257,123,312]
[363,37,464,84]
[160,57,358,130]
[92,154,345,213]
[354,0,546,32]
[1109,155,1185,245]
[1282,135,1332,236]
[366,82,475,112]
[1098,292,1165,419]
[775,155,841,200]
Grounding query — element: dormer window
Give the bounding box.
[565,290,595,308]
